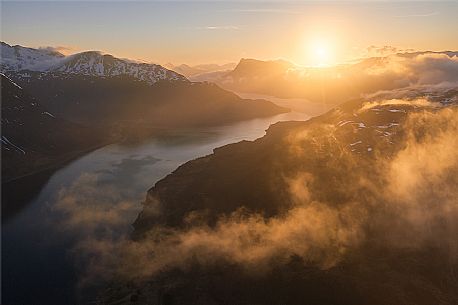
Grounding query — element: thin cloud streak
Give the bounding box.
[220,8,300,14]
[393,11,439,18]
[196,25,240,30]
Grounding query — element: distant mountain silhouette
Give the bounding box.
[164,62,236,77]
[194,52,458,104]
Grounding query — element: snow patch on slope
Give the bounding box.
[1,136,26,154]
[1,42,187,85]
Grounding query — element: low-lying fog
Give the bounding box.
[2,109,312,305]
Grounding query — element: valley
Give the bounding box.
[1,42,288,195]
[2,2,458,302]
[1,109,309,305]
[112,87,458,305]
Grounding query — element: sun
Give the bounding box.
[313,44,328,62]
[309,40,332,67]
[302,36,337,67]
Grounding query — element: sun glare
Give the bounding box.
[309,40,333,67]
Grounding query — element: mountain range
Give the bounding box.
[193,52,458,104]
[1,42,186,84]
[0,42,288,193]
[164,62,236,78]
[3,41,458,305]
[1,42,287,126]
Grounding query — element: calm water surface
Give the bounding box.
[2,111,310,305]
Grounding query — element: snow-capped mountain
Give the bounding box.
[1,42,187,84]
[54,51,186,83]
[0,42,65,71]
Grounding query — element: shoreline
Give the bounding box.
[1,141,115,222]
[1,141,114,185]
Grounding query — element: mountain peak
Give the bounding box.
[231,58,295,78]
[1,42,187,84]
[1,41,65,72]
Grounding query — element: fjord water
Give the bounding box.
[2,110,310,305]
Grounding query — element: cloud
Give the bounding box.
[196,25,240,30]
[393,11,439,18]
[39,45,79,56]
[52,173,140,236]
[220,8,300,14]
[367,45,400,56]
[50,75,458,293]
[351,51,458,88]
[204,50,457,106]
[364,45,417,58]
[361,52,458,94]
[378,108,458,250]
[54,154,364,285]
[69,199,365,284]
[282,100,458,254]
[358,97,440,112]
[387,109,458,202]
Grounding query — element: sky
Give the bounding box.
[1,1,458,66]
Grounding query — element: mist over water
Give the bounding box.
[2,0,458,303]
[1,110,310,305]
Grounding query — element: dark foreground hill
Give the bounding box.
[1,74,105,182]
[101,87,458,305]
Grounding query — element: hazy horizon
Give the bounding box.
[2,1,458,67]
[2,1,458,305]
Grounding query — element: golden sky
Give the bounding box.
[2,1,457,66]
